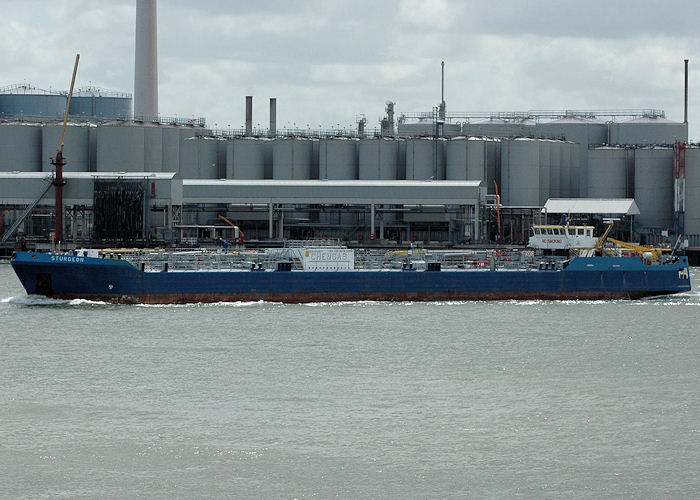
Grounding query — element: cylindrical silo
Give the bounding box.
[230,138,268,179]
[465,118,535,138]
[144,125,163,172]
[405,137,445,180]
[634,147,674,229]
[358,138,399,180]
[161,126,181,173]
[501,138,540,206]
[587,147,628,198]
[0,124,43,172]
[684,147,700,244]
[446,137,487,181]
[273,138,314,179]
[41,124,90,172]
[609,117,687,146]
[96,124,146,172]
[485,138,500,194]
[538,140,551,203]
[0,87,66,118]
[559,141,572,198]
[319,138,358,179]
[549,140,561,198]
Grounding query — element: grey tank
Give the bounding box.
[96,124,145,172]
[41,124,90,172]
[587,147,629,198]
[634,147,674,229]
[405,138,445,180]
[684,147,700,245]
[180,136,222,179]
[144,126,163,172]
[549,141,561,198]
[273,138,314,179]
[609,117,687,146]
[501,138,540,206]
[319,138,358,179]
[0,124,43,172]
[228,138,270,179]
[358,138,399,180]
[446,137,486,181]
[539,140,551,202]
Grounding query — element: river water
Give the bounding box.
[1,263,698,498]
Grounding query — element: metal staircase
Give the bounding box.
[0,181,53,245]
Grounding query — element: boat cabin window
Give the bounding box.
[533,228,541,235]
[577,228,584,235]
[547,228,554,235]
[586,229,592,237]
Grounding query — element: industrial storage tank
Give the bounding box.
[485,138,500,194]
[538,140,551,202]
[405,137,445,180]
[144,125,163,172]
[587,147,629,198]
[272,138,314,179]
[41,124,90,172]
[684,147,700,246]
[96,124,145,172]
[398,122,461,137]
[161,126,181,173]
[500,138,540,206]
[548,140,559,198]
[559,141,572,198]
[634,147,674,229]
[464,118,535,138]
[536,117,607,197]
[0,124,43,172]
[358,138,399,180]
[319,137,358,179]
[70,87,132,119]
[228,138,269,179]
[446,137,486,181]
[609,116,687,146]
[180,136,222,179]
[0,84,66,118]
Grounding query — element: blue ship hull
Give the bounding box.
[10,251,692,303]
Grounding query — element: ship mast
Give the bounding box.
[51,53,80,244]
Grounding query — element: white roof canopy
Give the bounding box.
[542,198,640,215]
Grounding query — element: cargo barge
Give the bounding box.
[9,243,692,304]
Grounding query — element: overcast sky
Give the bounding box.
[4,0,700,138]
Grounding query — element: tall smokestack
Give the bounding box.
[269,98,277,137]
[245,96,253,135]
[134,0,158,119]
[684,59,689,124]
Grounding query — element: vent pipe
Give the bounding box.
[269,98,277,137]
[684,59,689,124]
[245,96,253,135]
[134,0,158,119]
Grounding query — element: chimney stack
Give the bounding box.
[684,59,689,124]
[269,98,277,137]
[245,96,253,135]
[134,0,158,119]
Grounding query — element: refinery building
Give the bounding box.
[1,0,698,261]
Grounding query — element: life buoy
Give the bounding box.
[496,250,503,258]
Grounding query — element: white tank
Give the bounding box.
[358,138,398,180]
[587,147,629,198]
[41,124,90,172]
[634,147,674,229]
[405,137,445,180]
[96,124,145,172]
[273,138,314,179]
[0,124,42,172]
[319,137,358,179]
